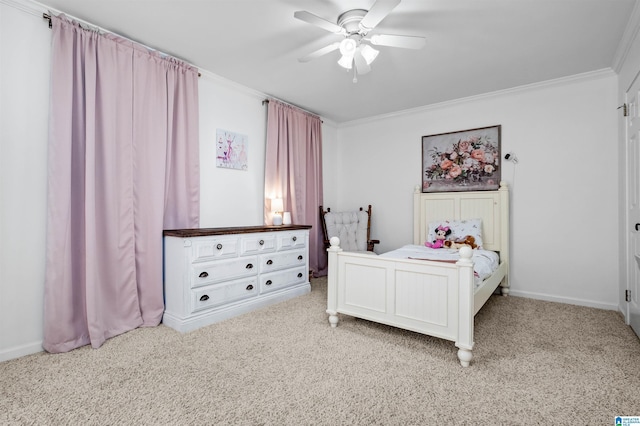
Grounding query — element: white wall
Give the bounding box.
[0,1,51,361]
[332,71,620,310]
[197,73,267,228]
[321,122,339,209]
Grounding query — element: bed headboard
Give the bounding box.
[413,182,509,259]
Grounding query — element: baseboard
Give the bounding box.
[2,284,312,362]
[2,287,616,363]
[0,340,43,363]
[163,283,312,333]
[508,289,620,311]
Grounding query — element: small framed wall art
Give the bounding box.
[422,125,501,193]
[216,129,248,170]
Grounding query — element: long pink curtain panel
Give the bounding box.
[264,99,326,276]
[43,15,199,353]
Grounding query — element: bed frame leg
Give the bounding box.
[457,348,473,367]
[327,310,339,328]
[500,275,510,296]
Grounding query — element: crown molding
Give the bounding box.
[612,0,640,73]
[339,68,617,128]
[0,0,48,17]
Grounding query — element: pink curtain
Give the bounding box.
[43,15,199,353]
[264,99,326,276]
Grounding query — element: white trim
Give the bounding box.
[198,69,337,127]
[3,0,198,70]
[338,68,617,128]
[0,341,43,363]
[198,69,265,100]
[623,87,631,325]
[0,0,46,17]
[508,290,620,312]
[612,0,640,73]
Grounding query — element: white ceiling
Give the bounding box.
[39,0,638,123]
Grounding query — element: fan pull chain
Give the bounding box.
[353,67,358,83]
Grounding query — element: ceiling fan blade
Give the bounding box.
[294,11,347,35]
[353,50,371,75]
[359,0,401,31]
[370,34,426,49]
[298,42,341,63]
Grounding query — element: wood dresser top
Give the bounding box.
[163,225,312,238]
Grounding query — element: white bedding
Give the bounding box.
[379,245,500,286]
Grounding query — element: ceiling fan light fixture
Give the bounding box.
[360,44,379,65]
[295,1,426,82]
[339,38,357,56]
[337,54,353,70]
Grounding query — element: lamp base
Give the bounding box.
[273,214,283,226]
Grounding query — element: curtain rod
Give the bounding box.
[262,98,323,122]
[42,13,201,77]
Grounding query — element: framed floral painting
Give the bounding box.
[422,125,501,193]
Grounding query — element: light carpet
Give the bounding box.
[1,278,639,425]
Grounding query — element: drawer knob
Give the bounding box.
[292,236,297,242]
[259,239,264,245]
[216,243,223,250]
[266,259,273,265]
[199,271,208,278]
[297,273,303,278]
[246,263,254,269]
[266,280,272,286]
[246,284,254,291]
[200,294,209,301]
[298,255,303,260]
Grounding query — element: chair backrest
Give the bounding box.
[320,206,372,252]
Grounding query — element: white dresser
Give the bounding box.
[163,225,312,332]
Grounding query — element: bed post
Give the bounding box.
[499,181,510,296]
[455,246,475,367]
[326,237,342,328]
[413,185,422,245]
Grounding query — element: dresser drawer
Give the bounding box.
[259,249,306,274]
[191,256,258,288]
[192,236,239,262]
[192,278,258,313]
[240,234,276,255]
[278,231,307,251]
[260,266,307,294]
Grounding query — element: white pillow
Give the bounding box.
[427,218,484,249]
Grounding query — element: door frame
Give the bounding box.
[623,69,640,334]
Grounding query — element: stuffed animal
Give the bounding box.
[425,225,452,249]
[444,235,478,250]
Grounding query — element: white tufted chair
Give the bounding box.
[320,205,379,253]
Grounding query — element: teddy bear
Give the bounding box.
[444,235,478,250]
[425,225,452,249]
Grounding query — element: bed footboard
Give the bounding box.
[326,237,476,367]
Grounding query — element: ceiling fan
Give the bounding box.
[294,0,425,81]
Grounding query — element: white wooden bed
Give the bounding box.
[326,182,509,367]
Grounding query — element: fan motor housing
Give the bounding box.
[337,9,368,34]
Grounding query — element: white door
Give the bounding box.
[626,75,640,337]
